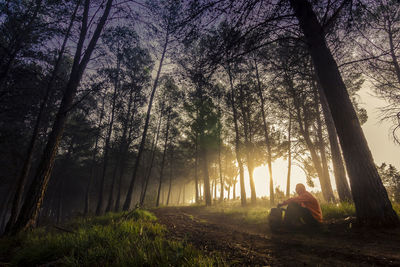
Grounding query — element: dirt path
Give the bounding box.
[152,206,400,266]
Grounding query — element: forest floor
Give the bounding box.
[152,205,400,266]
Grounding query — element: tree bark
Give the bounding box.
[5,0,80,230]
[317,81,352,202]
[156,109,171,207]
[7,0,114,234]
[115,89,138,211]
[139,106,164,206]
[289,0,399,226]
[194,132,199,203]
[228,66,246,206]
[166,146,173,205]
[238,84,257,204]
[85,97,105,215]
[123,30,169,211]
[314,88,335,202]
[96,57,120,215]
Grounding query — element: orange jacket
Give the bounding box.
[282,191,323,222]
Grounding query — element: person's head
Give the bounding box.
[295,183,306,195]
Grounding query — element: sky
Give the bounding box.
[229,83,400,198]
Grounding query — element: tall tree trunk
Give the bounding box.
[286,71,334,202]
[166,147,173,205]
[177,185,182,205]
[218,134,223,202]
[84,97,105,215]
[115,91,138,211]
[5,1,80,230]
[123,30,169,211]
[289,0,399,226]
[194,132,199,203]
[314,88,335,202]
[7,0,114,235]
[233,176,237,200]
[317,81,352,202]
[200,145,212,205]
[183,183,186,204]
[140,107,164,206]
[105,157,119,213]
[255,60,274,205]
[56,179,65,224]
[214,177,217,201]
[286,103,292,197]
[96,59,120,215]
[0,189,13,234]
[294,95,334,202]
[228,67,246,206]
[238,85,256,204]
[156,109,171,207]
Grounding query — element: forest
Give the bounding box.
[1,0,400,265]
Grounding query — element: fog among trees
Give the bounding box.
[1,0,400,236]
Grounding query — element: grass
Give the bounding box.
[0,209,224,266]
[194,200,400,225]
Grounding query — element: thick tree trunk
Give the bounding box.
[156,109,171,207]
[228,67,246,206]
[289,0,399,226]
[255,60,274,205]
[124,30,169,211]
[5,1,80,230]
[6,0,114,234]
[317,82,352,202]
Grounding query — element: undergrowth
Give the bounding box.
[0,209,223,266]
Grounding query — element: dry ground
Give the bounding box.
[152,206,400,266]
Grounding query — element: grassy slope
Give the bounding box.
[0,210,223,266]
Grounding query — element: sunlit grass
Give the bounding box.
[320,202,356,219]
[0,209,224,266]
[199,199,400,225]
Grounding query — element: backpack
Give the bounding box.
[268,207,283,232]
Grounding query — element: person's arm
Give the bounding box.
[278,194,309,207]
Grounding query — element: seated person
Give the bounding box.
[277,183,322,228]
